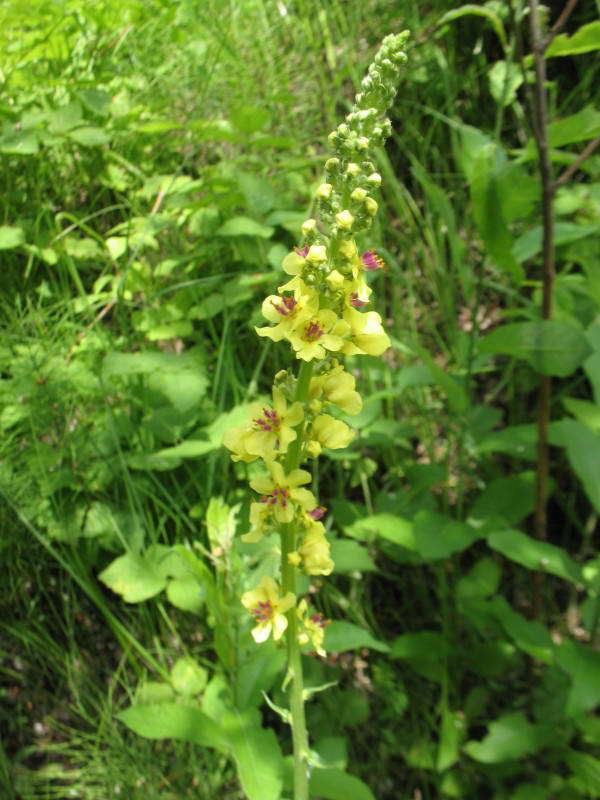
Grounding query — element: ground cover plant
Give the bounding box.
[2,0,600,798]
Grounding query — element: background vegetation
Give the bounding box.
[2,0,600,797]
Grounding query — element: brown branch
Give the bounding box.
[529,0,556,620]
[544,0,580,49]
[554,134,600,188]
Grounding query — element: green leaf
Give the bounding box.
[437,5,507,50]
[389,632,445,681]
[556,640,600,716]
[437,708,466,772]
[513,221,600,261]
[350,513,415,549]
[230,105,271,135]
[98,551,167,603]
[170,657,208,695]
[330,539,376,573]
[488,60,523,106]
[67,126,110,146]
[546,21,600,57]
[216,216,274,238]
[413,511,479,561]
[469,472,537,526]
[464,712,552,763]
[479,321,592,377]
[237,172,277,215]
[457,557,502,602]
[324,621,389,654]
[78,88,111,116]
[412,345,469,412]
[562,397,600,434]
[0,129,39,154]
[488,528,582,583]
[309,768,375,800]
[226,720,283,800]
[566,750,600,796]
[116,703,227,752]
[166,574,204,613]
[135,682,175,705]
[489,596,554,662]
[0,225,25,249]
[512,785,550,800]
[236,645,286,710]
[558,419,600,514]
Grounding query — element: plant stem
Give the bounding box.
[281,359,314,800]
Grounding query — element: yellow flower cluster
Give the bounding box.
[225,30,410,651]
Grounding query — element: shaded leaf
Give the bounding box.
[330,539,376,573]
[547,21,600,57]
[324,621,389,653]
[464,712,552,763]
[99,551,167,603]
[488,528,582,583]
[556,640,600,716]
[116,703,227,752]
[171,657,208,695]
[309,768,375,800]
[558,419,600,514]
[413,510,479,560]
[389,632,445,681]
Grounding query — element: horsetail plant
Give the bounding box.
[223,32,409,800]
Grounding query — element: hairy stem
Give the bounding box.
[282,359,314,800]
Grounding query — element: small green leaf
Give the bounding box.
[78,88,111,116]
[309,768,375,800]
[464,712,552,763]
[558,419,600,514]
[324,621,389,654]
[116,703,227,752]
[488,528,582,583]
[566,750,600,796]
[230,105,271,135]
[488,60,523,106]
[166,574,204,613]
[479,321,592,377]
[546,21,600,57]
[457,557,502,602]
[556,640,600,716]
[0,130,39,154]
[217,216,274,238]
[489,596,554,662]
[227,721,283,800]
[437,708,466,772]
[389,632,445,681]
[171,657,208,695]
[330,539,376,573]
[135,682,175,705]
[413,511,479,560]
[350,513,415,549]
[67,126,110,146]
[469,472,537,526]
[0,225,25,249]
[236,644,286,710]
[98,551,167,603]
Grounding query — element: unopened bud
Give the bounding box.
[316,183,333,200]
[367,172,382,187]
[346,163,361,176]
[357,136,370,150]
[301,218,317,237]
[325,157,340,173]
[365,197,378,216]
[350,188,367,202]
[335,210,355,231]
[306,245,327,265]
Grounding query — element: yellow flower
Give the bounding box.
[310,363,362,415]
[241,576,296,643]
[250,461,316,523]
[255,290,317,342]
[341,307,391,356]
[242,501,274,543]
[307,414,354,457]
[297,598,330,657]
[299,522,334,575]
[286,309,350,362]
[223,389,303,461]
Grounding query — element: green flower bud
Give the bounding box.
[367,173,382,187]
[357,137,370,150]
[335,210,355,231]
[325,157,340,173]
[301,219,317,237]
[306,245,327,265]
[346,163,361,176]
[316,183,333,200]
[350,188,368,202]
[365,197,378,216]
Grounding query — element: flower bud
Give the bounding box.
[324,157,340,173]
[301,218,317,237]
[337,123,349,136]
[367,172,382,187]
[346,162,361,176]
[356,136,370,150]
[335,210,355,231]
[306,245,327,265]
[364,197,378,216]
[350,188,367,203]
[316,183,333,200]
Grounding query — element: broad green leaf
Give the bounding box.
[562,397,600,433]
[309,768,375,800]
[236,644,286,710]
[559,419,600,514]
[116,703,227,752]
[67,126,110,146]
[0,225,25,249]
[556,640,600,716]
[489,596,554,662]
[546,21,600,58]
[479,321,592,377]
[78,88,111,116]
[0,130,39,154]
[513,221,600,261]
[520,107,600,161]
[171,657,208,695]
[467,641,522,679]
[135,682,175,705]
[350,513,415,549]
[166,574,204,613]
[389,632,445,681]
[324,621,389,654]
[226,719,283,800]
[513,785,550,800]
[330,539,376,573]
[488,528,582,583]
[464,712,552,763]
[188,118,242,142]
[237,172,277,215]
[154,439,215,460]
[311,737,347,771]
[437,708,466,772]
[135,120,182,134]
[469,472,537,526]
[217,216,274,238]
[47,102,82,133]
[413,510,478,560]
[437,5,507,50]
[230,105,271,135]
[98,551,168,603]
[146,321,193,341]
[456,557,502,602]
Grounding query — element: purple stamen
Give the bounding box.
[361,249,385,271]
[304,321,324,342]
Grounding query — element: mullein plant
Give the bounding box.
[223,32,409,800]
